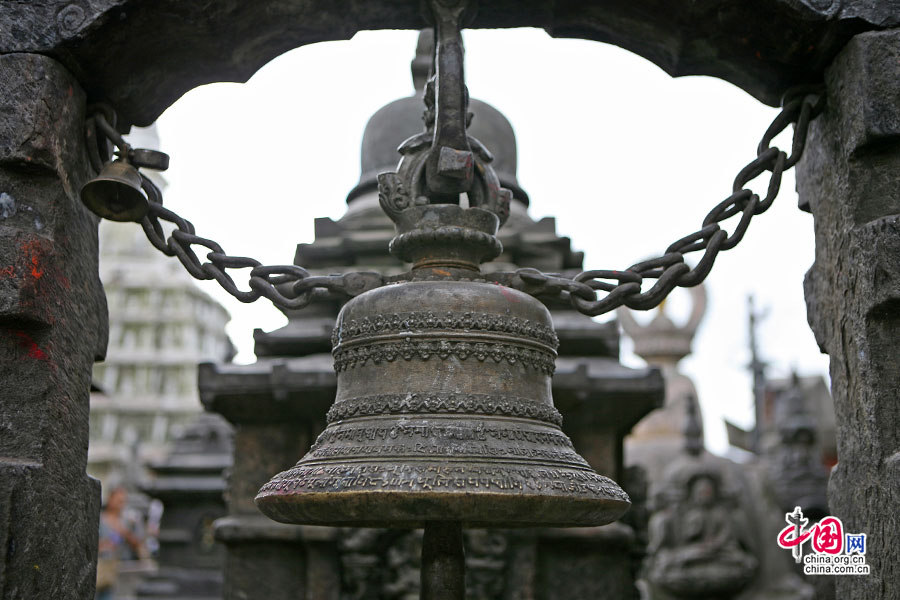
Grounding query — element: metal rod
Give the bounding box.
[421,521,465,600]
[425,0,474,197]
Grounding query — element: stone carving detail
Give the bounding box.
[645,467,758,598]
[56,3,87,36]
[333,311,559,348]
[332,339,556,375]
[766,380,829,517]
[337,528,420,600]
[327,393,564,426]
[464,530,509,599]
[804,0,840,13]
[335,527,511,600]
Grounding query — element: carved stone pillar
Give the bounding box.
[798,29,900,600]
[0,54,108,599]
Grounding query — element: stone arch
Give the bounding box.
[5,0,894,125]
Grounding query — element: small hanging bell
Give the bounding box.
[80,160,149,222]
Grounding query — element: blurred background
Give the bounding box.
[149,28,829,454]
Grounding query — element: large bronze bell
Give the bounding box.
[257,6,629,594]
[80,159,149,222]
[256,170,630,529]
[256,270,630,527]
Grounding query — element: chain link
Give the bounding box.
[87,84,823,314]
[134,174,383,310]
[83,109,387,310]
[514,85,825,316]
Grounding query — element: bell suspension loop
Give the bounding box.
[423,0,475,199]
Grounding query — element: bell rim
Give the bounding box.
[255,488,630,529]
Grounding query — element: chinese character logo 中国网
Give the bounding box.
[776,507,869,575]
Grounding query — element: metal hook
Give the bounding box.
[423,0,476,198]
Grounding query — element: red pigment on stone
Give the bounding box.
[13,330,48,360]
[20,240,44,279]
[0,265,14,278]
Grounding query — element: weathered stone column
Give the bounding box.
[0,54,108,599]
[798,29,900,600]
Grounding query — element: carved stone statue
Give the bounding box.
[765,376,830,521]
[644,401,758,599]
[642,399,815,600]
[647,471,758,597]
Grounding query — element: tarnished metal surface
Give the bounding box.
[377,11,512,260]
[80,159,148,222]
[421,522,465,600]
[81,112,150,221]
[258,7,628,532]
[422,0,475,198]
[255,280,630,527]
[80,109,386,309]
[201,28,665,599]
[137,179,384,308]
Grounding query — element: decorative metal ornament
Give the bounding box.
[255,6,630,591]
[256,0,626,530]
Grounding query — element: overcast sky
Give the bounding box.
[154,28,830,455]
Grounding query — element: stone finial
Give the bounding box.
[618,284,707,366]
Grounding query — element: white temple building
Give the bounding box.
[88,126,233,493]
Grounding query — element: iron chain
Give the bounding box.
[88,83,823,313]
[134,172,382,310]
[83,109,386,310]
[514,85,826,316]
